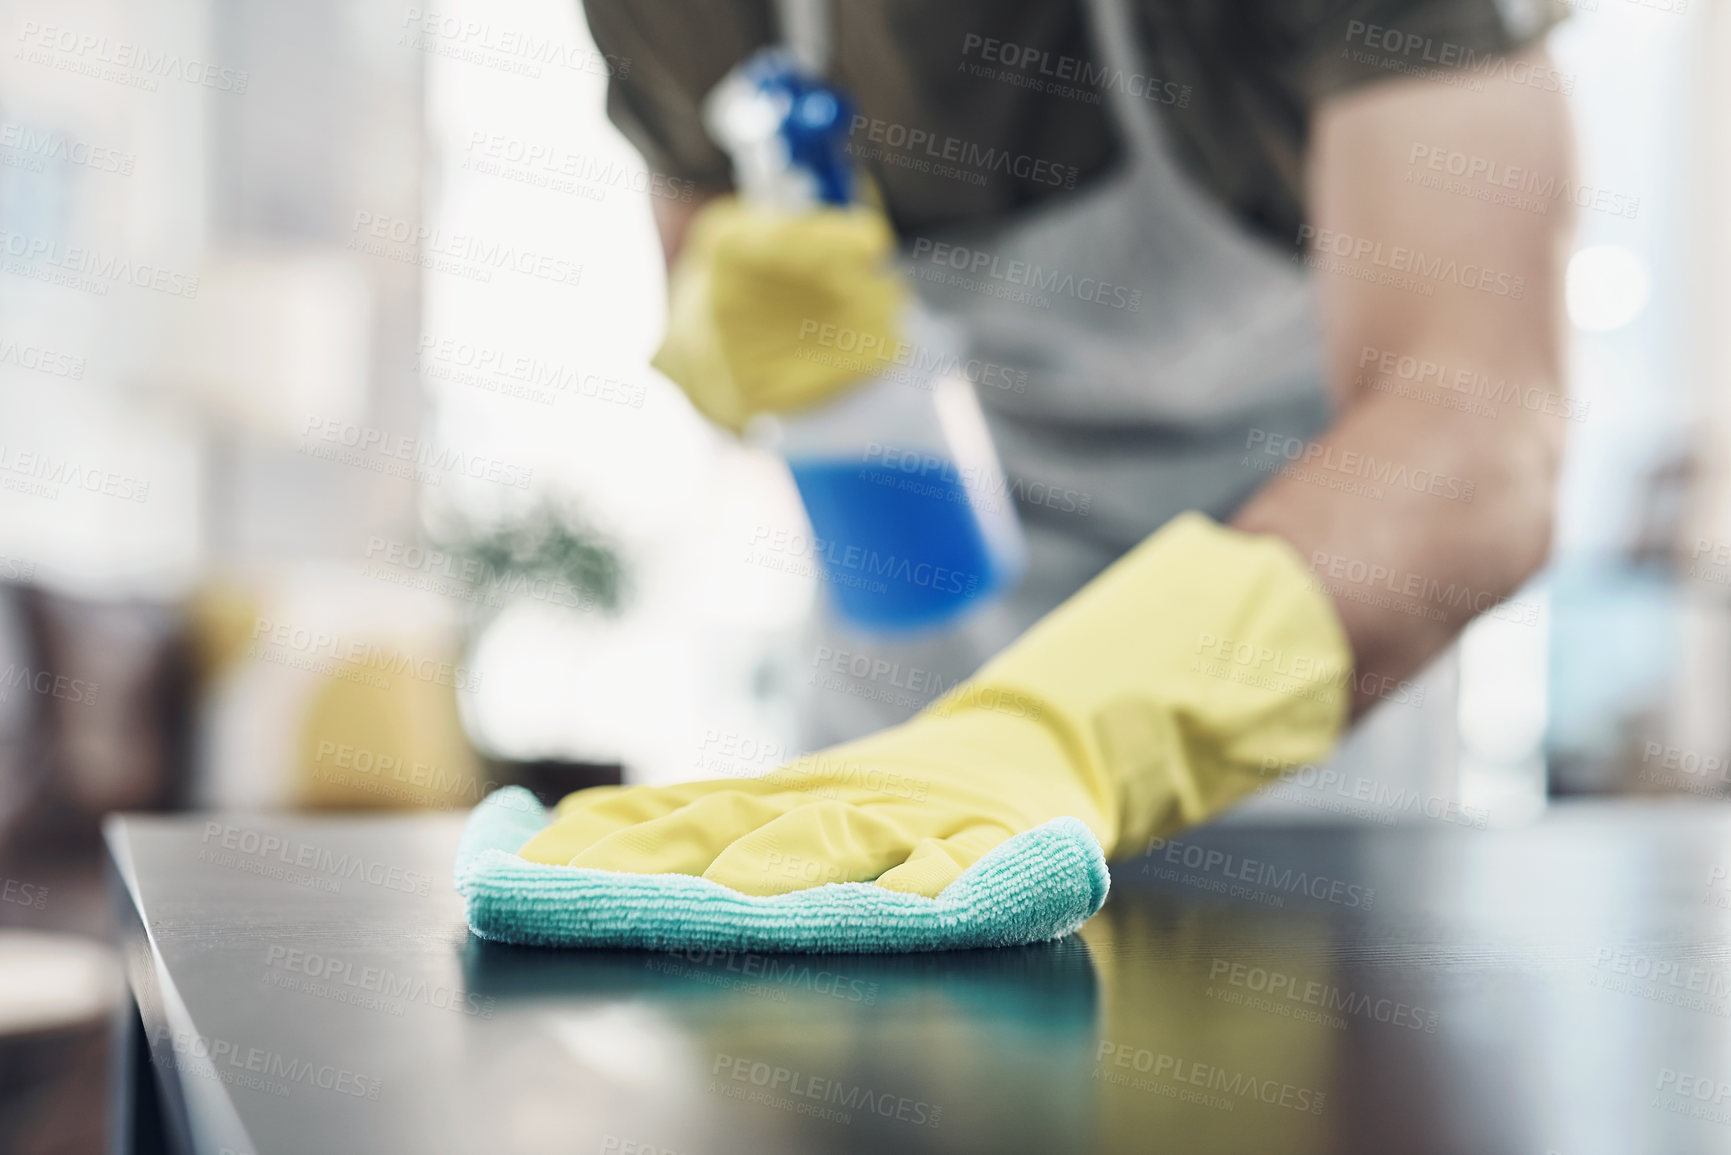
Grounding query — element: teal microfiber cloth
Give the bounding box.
[454,787,1110,953]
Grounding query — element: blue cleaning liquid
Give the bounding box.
[788,458,1012,633]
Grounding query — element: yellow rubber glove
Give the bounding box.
[652,195,910,432]
[518,513,1353,896]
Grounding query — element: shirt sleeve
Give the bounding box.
[577,0,775,188]
[1133,0,1571,247]
[1286,0,1571,103]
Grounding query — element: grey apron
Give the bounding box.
[786,0,1460,815]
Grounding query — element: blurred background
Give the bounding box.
[0,0,1725,1150]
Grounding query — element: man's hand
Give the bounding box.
[651,196,910,431]
[520,515,1351,892]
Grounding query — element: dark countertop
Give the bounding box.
[106,800,1731,1155]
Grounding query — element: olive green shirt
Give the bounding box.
[579,0,1564,247]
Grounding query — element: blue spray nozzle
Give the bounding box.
[713,49,856,208]
[782,87,854,206]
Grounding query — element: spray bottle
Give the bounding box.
[704,50,1025,634]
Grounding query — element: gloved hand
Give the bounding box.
[652,195,910,432]
[518,513,1353,896]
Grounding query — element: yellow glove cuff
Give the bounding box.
[928,513,1353,856]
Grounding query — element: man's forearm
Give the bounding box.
[653,184,726,269]
[1234,47,1575,718]
[1233,360,1563,717]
